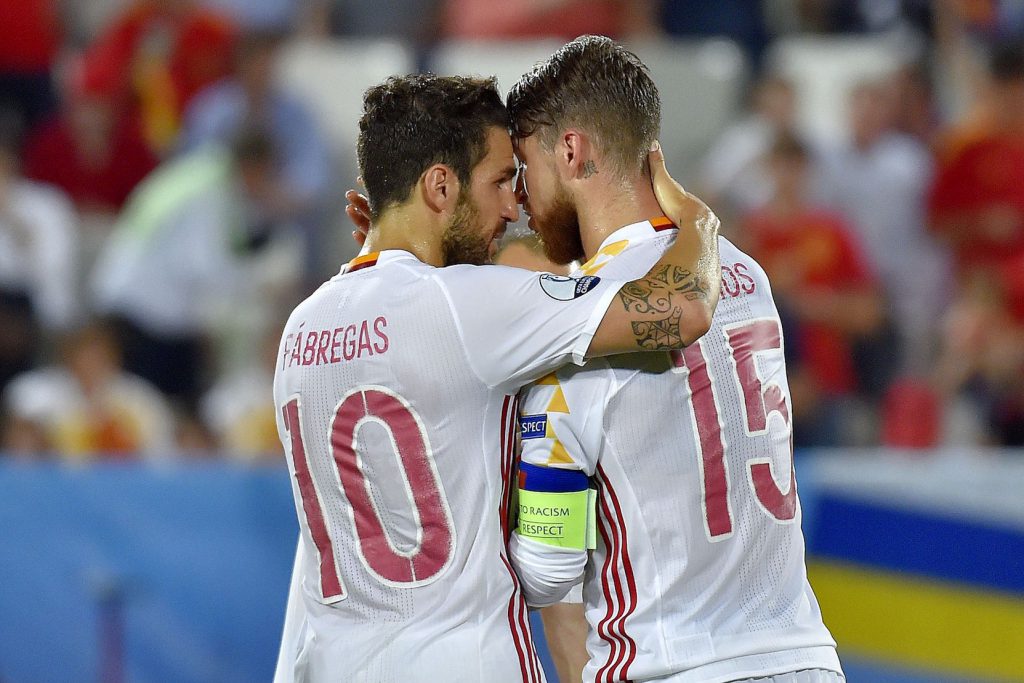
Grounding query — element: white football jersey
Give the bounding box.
[518,220,843,683]
[272,249,624,683]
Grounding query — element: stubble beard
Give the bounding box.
[441,193,491,267]
[536,183,584,266]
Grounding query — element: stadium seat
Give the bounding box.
[276,38,416,157]
[429,39,566,97]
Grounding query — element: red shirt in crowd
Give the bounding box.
[443,0,626,39]
[80,1,235,150]
[928,135,1024,271]
[23,112,158,212]
[0,0,60,73]
[743,209,876,395]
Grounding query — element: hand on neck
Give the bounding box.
[575,171,667,260]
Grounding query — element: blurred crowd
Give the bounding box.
[0,0,1022,462]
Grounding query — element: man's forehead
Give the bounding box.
[512,135,535,163]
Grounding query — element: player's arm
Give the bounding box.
[510,461,593,607]
[587,143,721,356]
[540,601,588,683]
[510,369,603,607]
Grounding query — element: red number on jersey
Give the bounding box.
[674,318,797,540]
[281,387,455,601]
[282,397,346,601]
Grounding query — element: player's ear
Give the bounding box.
[559,129,591,182]
[422,164,459,214]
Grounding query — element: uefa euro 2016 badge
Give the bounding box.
[538,274,601,301]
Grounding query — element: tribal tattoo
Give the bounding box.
[617,265,711,350]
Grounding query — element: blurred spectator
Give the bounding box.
[0,0,61,128]
[822,0,933,37]
[819,77,949,375]
[768,0,932,38]
[929,42,1024,323]
[90,128,299,407]
[316,0,443,46]
[892,61,940,143]
[441,0,659,41]
[1,323,174,460]
[199,329,279,460]
[740,132,885,446]
[0,132,78,392]
[660,0,771,68]
[22,81,159,214]
[80,0,236,153]
[934,270,1024,445]
[202,0,302,31]
[700,74,797,222]
[943,0,1024,43]
[179,29,332,234]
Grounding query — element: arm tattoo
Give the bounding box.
[617,266,711,350]
[582,160,598,178]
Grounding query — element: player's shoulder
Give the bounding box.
[431,262,575,309]
[431,262,537,287]
[717,236,780,312]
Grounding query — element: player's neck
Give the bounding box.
[365,207,445,267]
[577,175,665,260]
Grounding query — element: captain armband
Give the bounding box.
[516,462,596,551]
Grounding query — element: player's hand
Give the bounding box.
[647,141,716,230]
[345,189,371,247]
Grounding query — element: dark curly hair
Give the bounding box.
[357,73,508,220]
[507,35,660,178]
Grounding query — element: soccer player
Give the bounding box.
[506,37,845,682]
[272,73,721,682]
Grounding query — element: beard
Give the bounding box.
[535,183,584,265]
[441,193,491,266]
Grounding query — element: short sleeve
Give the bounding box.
[517,363,609,475]
[434,264,624,390]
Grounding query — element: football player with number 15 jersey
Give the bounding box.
[507,37,844,683]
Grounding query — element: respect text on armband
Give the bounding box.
[520,414,547,440]
[519,521,565,539]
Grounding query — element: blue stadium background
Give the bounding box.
[2,452,1021,682]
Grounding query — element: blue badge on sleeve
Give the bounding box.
[520,414,548,440]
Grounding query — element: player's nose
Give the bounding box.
[502,199,520,223]
[502,185,520,222]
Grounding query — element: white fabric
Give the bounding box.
[516,221,843,683]
[729,668,845,683]
[508,533,587,608]
[272,249,625,682]
[0,180,78,329]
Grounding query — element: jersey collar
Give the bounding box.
[577,216,677,274]
[337,249,419,276]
